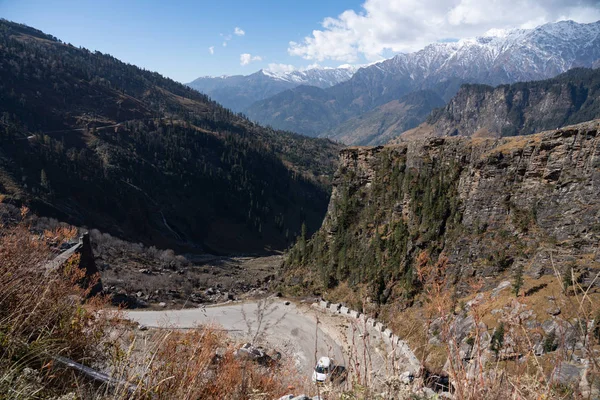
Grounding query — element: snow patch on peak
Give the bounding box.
[484,28,511,38]
[262,64,358,87]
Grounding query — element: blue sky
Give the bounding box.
[1,0,598,82]
[0,0,363,82]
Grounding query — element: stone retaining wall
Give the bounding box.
[314,300,422,372]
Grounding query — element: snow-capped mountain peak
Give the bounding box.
[261,65,358,87]
[368,20,600,86]
[187,64,358,111]
[189,20,600,116]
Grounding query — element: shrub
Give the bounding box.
[490,323,505,356]
[543,330,558,353]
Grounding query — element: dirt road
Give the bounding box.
[125,299,344,376]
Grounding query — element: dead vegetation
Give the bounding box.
[1,206,597,399]
[0,207,113,398]
[395,250,600,400]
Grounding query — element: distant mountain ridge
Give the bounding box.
[396,67,600,141]
[187,66,357,112]
[245,20,600,144]
[322,90,445,146]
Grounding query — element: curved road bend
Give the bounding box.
[125,300,344,376]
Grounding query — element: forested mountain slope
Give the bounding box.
[322,90,445,146]
[0,19,342,254]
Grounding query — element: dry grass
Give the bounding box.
[2,207,597,399]
[108,327,307,400]
[404,249,600,400]
[0,207,113,398]
[327,282,368,311]
[479,133,543,160]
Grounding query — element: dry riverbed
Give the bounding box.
[100,252,284,308]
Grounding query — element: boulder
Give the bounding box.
[551,362,583,386]
[399,370,414,384]
[450,314,475,343]
[491,281,511,298]
[234,343,276,366]
[546,307,561,316]
[77,232,103,296]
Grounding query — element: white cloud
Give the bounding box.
[240,53,263,66]
[222,41,227,47]
[266,63,297,74]
[288,0,600,62]
[234,27,245,36]
[209,46,215,55]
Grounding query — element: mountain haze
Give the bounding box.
[322,90,445,146]
[187,66,357,112]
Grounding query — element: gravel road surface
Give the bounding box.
[125,299,344,376]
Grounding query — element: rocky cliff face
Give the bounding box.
[286,120,600,305]
[400,68,600,140]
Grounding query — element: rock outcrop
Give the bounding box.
[287,120,600,300]
[399,68,600,140]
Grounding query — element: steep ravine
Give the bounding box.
[285,120,600,307]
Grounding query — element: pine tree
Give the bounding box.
[512,265,524,297]
[40,169,49,190]
[490,322,505,356]
[299,222,307,255]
